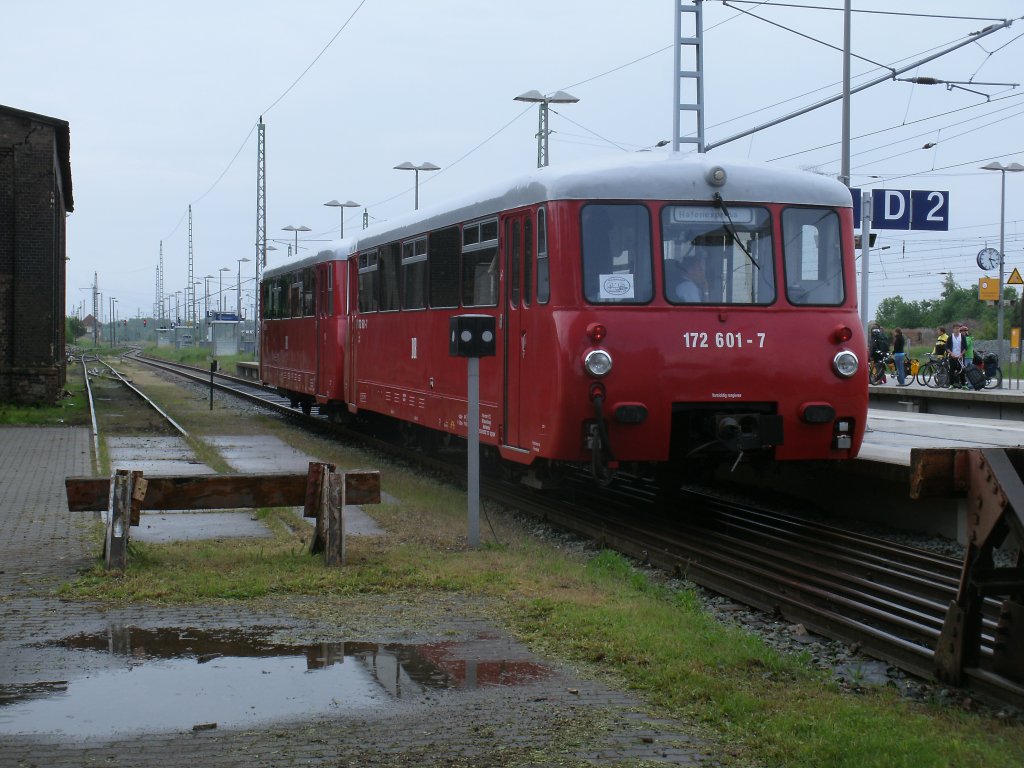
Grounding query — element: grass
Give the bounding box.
[0,370,90,426]
[60,459,1024,768]
[46,361,1024,767]
[142,342,254,372]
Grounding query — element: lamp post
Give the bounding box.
[109,297,117,348]
[324,200,360,238]
[513,89,579,168]
[202,275,214,340]
[393,162,440,210]
[282,225,311,257]
[218,267,230,314]
[981,160,1024,364]
[237,257,250,319]
[193,281,202,328]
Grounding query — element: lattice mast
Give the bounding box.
[672,1,705,153]
[93,272,99,347]
[254,117,267,355]
[156,241,165,320]
[187,205,195,327]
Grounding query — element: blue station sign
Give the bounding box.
[851,188,949,231]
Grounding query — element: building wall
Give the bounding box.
[0,109,70,405]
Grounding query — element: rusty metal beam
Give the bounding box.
[928,448,1024,691]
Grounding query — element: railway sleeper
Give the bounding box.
[910,447,1024,705]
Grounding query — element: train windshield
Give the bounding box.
[581,204,653,304]
[662,206,774,305]
[781,207,845,306]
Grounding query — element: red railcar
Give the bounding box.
[261,154,867,484]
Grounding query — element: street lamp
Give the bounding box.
[193,281,202,328]
[282,225,311,257]
[203,275,214,338]
[981,160,1024,364]
[324,200,360,238]
[237,257,251,319]
[218,267,230,313]
[109,297,117,348]
[513,89,579,168]
[393,162,440,210]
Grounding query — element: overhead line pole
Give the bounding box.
[840,0,851,188]
[704,17,1015,152]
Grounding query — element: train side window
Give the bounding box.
[429,226,460,308]
[523,217,532,307]
[277,275,289,319]
[402,237,427,309]
[782,207,845,306]
[462,218,498,307]
[325,263,334,316]
[537,207,550,304]
[302,267,315,316]
[379,243,401,312]
[289,273,302,318]
[508,219,521,307]
[581,203,653,304]
[357,250,380,313]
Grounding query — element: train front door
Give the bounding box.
[502,212,528,450]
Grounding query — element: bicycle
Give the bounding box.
[869,352,913,386]
[887,353,916,386]
[915,353,949,388]
[975,351,1003,389]
[869,353,888,385]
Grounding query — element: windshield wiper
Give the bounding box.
[713,192,758,270]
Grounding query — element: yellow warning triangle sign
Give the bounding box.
[1009,268,1024,285]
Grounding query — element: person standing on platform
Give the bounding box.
[892,328,906,385]
[962,326,976,389]
[933,326,949,356]
[947,326,966,389]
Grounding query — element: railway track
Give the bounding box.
[84,351,1024,711]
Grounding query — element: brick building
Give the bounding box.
[0,104,74,405]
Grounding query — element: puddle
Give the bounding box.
[0,626,551,738]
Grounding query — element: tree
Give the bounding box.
[875,272,1008,339]
[65,315,86,342]
[875,295,925,328]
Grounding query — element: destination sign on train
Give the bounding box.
[851,188,950,231]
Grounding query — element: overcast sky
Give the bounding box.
[3,1,1023,323]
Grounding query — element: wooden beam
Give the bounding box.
[66,470,380,513]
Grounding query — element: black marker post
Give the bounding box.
[449,315,496,547]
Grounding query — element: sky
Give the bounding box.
[2,0,1023,324]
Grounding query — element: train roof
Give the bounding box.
[265,153,852,279]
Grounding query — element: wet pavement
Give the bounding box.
[0,426,713,767]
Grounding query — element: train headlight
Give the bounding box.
[833,350,859,378]
[584,349,613,377]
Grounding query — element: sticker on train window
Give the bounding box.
[670,207,755,224]
[598,273,635,299]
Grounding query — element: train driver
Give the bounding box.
[673,256,706,302]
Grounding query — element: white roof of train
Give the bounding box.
[265,153,852,279]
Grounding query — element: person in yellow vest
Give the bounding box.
[933,326,949,356]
